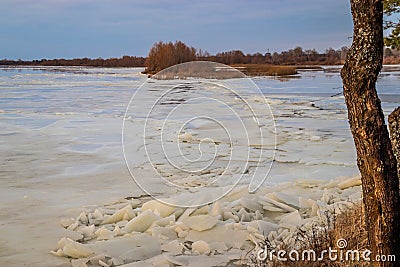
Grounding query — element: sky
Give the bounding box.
[0,0,353,60]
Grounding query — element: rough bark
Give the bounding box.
[389,107,400,178]
[341,1,400,265]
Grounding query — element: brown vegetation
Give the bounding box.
[231,64,297,76]
[247,203,369,267]
[201,47,349,65]
[143,41,196,75]
[144,41,400,76]
[2,43,399,71]
[383,47,400,63]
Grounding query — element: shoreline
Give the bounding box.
[2,63,399,79]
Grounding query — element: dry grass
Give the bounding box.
[147,64,298,79]
[231,64,298,76]
[383,56,400,64]
[333,202,368,255]
[150,63,244,79]
[246,202,369,267]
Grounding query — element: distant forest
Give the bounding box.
[0,56,146,68]
[1,42,400,68]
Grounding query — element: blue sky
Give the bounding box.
[0,0,353,60]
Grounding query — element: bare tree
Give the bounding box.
[144,41,196,74]
[341,1,400,265]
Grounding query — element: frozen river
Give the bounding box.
[0,65,399,266]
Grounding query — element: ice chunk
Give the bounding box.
[179,132,193,143]
[185,225,248,248]
[210,201,222,217]
[256,220,279,235]
[171,254,231,267]
[161,240,183,255]
[78,211,88,225]
[338,176,361,190]
[91,234,161,263]
[182,215,218,231]
[142,200,176,218]
[71,258,89,267]
[148,226,177,240]
[311,202,320,216]
[178,230,188,238]
[77,225,95,239]
[192,240,211,254]
[153,214,175,227]
[240,197,262,212]
[92,209,104,219]
[237,208,251,222]
[299,197,315,209]
[101,205,133,225]
[255,210,263,220]
[269,192,300,208]
[222,211,239,222]
[113,226,123,237]
[124,210,160,233]
[95,226,113,240]
[60,218,76,228]
[209,242,228,253]
[258,195,296,212]
[50,249,64,257]
[67,221,79,231]
[164,254,188,266]
[191,205,210,216]
[55,237,95,259]
[279,210,303,227]
[88,254,108,266]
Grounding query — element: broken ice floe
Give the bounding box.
[52,175,362,267]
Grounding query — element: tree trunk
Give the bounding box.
[389,107,400,178]
[341,1,400,265]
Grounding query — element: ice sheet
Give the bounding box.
[1,65,400,266]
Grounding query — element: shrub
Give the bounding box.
[144,41,196,74]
